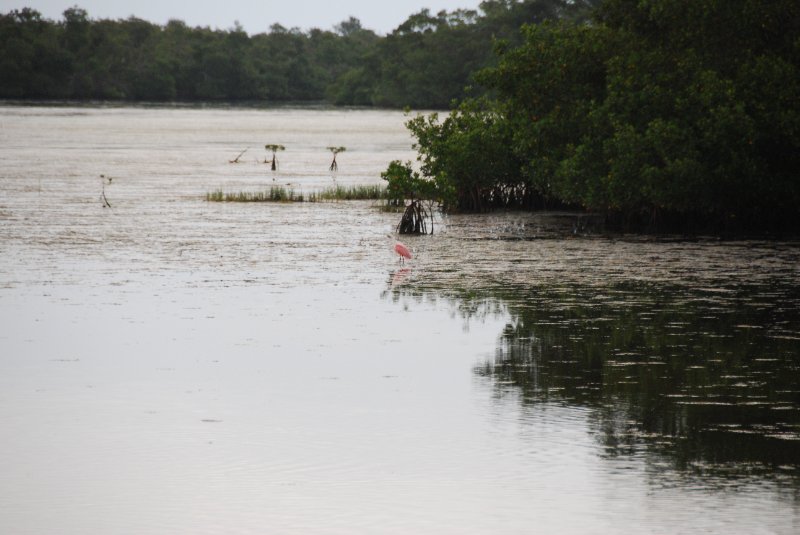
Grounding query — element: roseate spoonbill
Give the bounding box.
[394,241,412,264]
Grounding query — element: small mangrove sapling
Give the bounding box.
[327,146,346,172]
[100,174,112,208]
[265,144,285,171]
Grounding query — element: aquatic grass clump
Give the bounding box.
[206,184,388,203]
[206,189,225,202]
[317,184,387,201]
[206,187,305,203]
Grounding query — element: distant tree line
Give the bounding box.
[385,0,800,232]
[0,7,378,102]
[0,1,594,107]
[329,0,597,108]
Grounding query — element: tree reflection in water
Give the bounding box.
[386,275,800,484]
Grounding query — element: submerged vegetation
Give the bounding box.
[206,184,387,203]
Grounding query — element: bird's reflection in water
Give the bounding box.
[390,268,412,288]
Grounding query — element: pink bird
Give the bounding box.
[394,241,412,264]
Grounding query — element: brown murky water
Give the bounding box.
[1,104,799,534]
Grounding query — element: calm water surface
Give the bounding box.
[0,105,798,534]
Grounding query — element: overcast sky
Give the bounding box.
[0,0,486,35]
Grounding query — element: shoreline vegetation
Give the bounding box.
[5,0,798,234]
[379,0,800,235]
[206,185,388,203]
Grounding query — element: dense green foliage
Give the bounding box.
[403,0,800,231]
[331,1,598,108]
[404,99,531,211]
[0,1,594,106]
[0,8,378,101]
[382,160,447,205]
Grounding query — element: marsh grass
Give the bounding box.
[206,184,387,203]
[317,184,386,201]
[206,187,304,202]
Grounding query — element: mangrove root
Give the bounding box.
[397,200,428,235]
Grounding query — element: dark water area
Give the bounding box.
[461,282,796,463]
[388,220,800,494]
[405,220,800,444]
